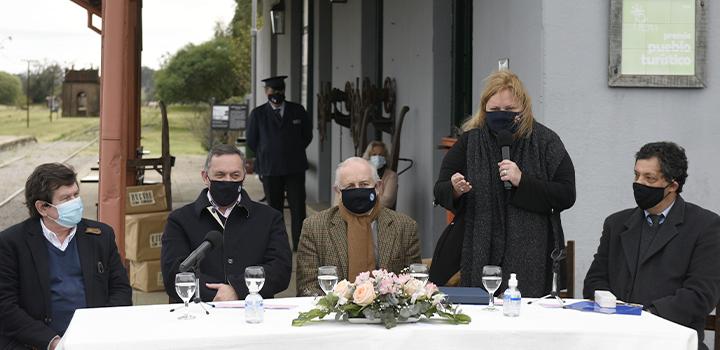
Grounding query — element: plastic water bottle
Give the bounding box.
[503,273,521,317]
[245,292,264,323]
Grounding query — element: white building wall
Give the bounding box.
[541,0,720,315]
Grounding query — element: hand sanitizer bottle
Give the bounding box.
[503,273,521,317]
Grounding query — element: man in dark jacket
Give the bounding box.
[0,163,131,350]
[246,75,313,251]
[161,144,292,302]
[584,142,720,350]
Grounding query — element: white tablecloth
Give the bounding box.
[59,297,697,350]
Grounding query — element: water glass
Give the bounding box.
[175,272,196,320]
[318,266,338,295]
[481,265,502,311]
[245,266,265,294]
[409,263,429,284]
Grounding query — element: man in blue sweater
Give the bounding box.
[0,163,131,350]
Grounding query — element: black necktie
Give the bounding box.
[274,108,282,120]
[648,214,663,228]
[640,214,664,259]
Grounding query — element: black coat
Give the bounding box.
[431,131,575,287]
[584,196,720,349]
[246,101,313,176]
[0,218,131,350]
[161,189,292,302]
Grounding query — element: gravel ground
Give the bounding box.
[0,141,98,231]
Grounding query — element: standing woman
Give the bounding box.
[433,70,576,297]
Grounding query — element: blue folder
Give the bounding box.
[438,287,490,305]
[564,301,642,315]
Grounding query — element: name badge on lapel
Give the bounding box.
[86,227,102,235]
[292,119,301,125]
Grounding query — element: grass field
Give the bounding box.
[0,104,207,155]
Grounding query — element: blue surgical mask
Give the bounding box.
[49,197,84,228]
[369,155,386,170]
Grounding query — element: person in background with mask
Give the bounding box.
[584,142,720,350]
[246,75,313,252]
[0,163,131,350]
[362,141,398,210]
[161,144,292,302]
[295,157,420,296]
[432,70,576,296]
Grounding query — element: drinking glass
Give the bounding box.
[245,266,265,294]
[409,263,429,284]
[481,265,502,311]
[175,272,196,320]
[317,266,338,295]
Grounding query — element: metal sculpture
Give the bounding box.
[316,77,409,172]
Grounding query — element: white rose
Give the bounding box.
[333,279,353,299]
[403,279,424,296]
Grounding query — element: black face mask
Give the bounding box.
[341,187,377,214]
[633,182,670,210]
[209,180,243,207]
[486,110,519,133]
[268,92,285,105]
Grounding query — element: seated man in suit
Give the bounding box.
[0,163,131,350]
[296,157,421,296]
[161,144,292,302]
[584,142,720,350]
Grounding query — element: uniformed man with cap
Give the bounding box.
[247,75,313,251]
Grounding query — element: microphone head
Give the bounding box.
[204,230,223,250]
[497,130,514,147]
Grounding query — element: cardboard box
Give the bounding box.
[132,290,169,306]
[125,211,168,261]
[126,184,167,214]
[129,260,165,292]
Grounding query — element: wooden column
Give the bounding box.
[98,0,141,259]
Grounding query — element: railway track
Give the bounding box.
[0,137,98,209]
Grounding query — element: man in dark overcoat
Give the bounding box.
[161,144,292,302]
[246,75,313,251]
[584,142,720,350]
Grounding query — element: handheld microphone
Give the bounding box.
[179,230,223,272]
[497,130,514,190]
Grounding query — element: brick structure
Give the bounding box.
[61,69,100,117]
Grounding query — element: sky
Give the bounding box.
[0,0,237,74]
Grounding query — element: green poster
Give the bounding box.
[621,0,695,75]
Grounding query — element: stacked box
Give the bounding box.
[125,184,169,293]
[129,260,165,292]
[126,184,167,214]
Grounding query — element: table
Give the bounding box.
[59,297,697,350]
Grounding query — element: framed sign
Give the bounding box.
[608,0,707,88]
[211,105,230,129]
[228,104,248,130]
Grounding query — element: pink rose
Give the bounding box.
[352,281,376,306]
[394,273,412,285]
[333,279,353,299]
[378,276,395,295]
[424,282,439,297]
[355,271,371,283]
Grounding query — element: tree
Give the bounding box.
[229,0,256,99]
[0,71,22,105]
[18,63,64,104]
[141,66,156,102]
[154,36,241,104]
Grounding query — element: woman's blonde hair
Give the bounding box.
[462,70,534,138]
[362,141,389,160]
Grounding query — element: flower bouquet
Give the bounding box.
[292,269,471,329]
